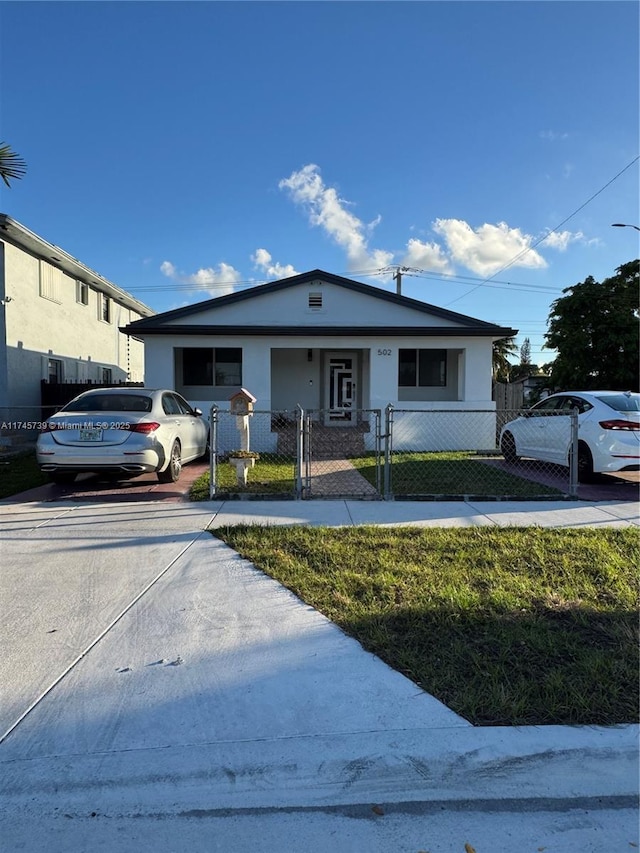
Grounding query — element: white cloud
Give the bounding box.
[160,260,241,296]
[251,248,298,279]
[433,219,547,276]
[279,164,393,271]
[402,238,452,272]
[540,229,584,251]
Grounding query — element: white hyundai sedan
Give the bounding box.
[499,390,640,483]
[37,388,209,485]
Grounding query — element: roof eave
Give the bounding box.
[0,213,155,318]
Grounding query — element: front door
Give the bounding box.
[324,352,358,426]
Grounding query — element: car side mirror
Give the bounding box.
[194,408,203,417]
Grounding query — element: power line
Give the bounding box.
[443,154,640,307]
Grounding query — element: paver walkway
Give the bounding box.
[308,458,379,497]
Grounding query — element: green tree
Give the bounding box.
[492,336,518,382]
[510,337,535,382]
[544,260,639,390]
[0,142,27,187]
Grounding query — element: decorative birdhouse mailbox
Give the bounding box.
[228,389,258,485]
[229,388,256,416]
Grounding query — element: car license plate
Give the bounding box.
[79,429,103,442]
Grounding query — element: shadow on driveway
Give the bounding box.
[5,462,209,504]
[494,458,640,502]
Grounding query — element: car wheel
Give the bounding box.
[158,440,182,483]
[577,442,597,484]
[501,432,520,464]
[50,472,77,486]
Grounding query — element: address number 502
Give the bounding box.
[377,348,392,356]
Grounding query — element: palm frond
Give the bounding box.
[0,143,27,187]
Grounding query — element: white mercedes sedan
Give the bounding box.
[37,388,209,485]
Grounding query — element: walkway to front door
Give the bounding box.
[306,458,379,498]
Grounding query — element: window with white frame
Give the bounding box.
[182,347,242,386]
[76,281,89,305]
[39,260,63,303]
[398,349,447,387]
[99,293,111,323]
[47,358,64,383]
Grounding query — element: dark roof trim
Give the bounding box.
[124,268,503,331]
[120,324,518,338]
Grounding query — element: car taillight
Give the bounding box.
[40,422,60,433]
[128,422,160,434]
[599,419,640,431]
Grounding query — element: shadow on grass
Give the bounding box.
[353,452,564,498]
[324,603,639,727]
[191,455,296,500]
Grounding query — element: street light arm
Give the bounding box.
[611,223,640,232]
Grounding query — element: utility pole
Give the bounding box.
[393,267,402,295]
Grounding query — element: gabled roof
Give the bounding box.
[121,269,516,337]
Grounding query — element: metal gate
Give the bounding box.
[300,409,383,499]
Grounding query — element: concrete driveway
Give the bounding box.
[1,497,638,851]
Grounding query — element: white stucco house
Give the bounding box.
[0,214,154,418]
[123,269,517,450]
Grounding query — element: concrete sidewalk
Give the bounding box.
[1,498,638,851]
[203,497,640,529]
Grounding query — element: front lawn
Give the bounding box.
[0,451,49,499]
[190,454,296,500]
[351,451,563,498]
[192,450,564,500]
[211,525,639,726]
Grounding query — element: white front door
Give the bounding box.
[324,352,358,426]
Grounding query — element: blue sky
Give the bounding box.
[1,0,638,366]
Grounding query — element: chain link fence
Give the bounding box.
[385,407,577,500]
[207,405,579,500]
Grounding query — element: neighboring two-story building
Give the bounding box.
[0,214,154,420]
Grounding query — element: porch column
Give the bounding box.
[463,341,493,402]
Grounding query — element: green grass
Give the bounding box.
[352,451,563,497]
[190,453,296,499]
[211,525,639,726]
[0,451,49,499]
[191,450,564,500]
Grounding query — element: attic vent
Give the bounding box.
[308,292,323,309]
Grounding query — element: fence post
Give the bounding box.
[569,408,579,498]
[374,409,382,495]
[384,404,394,500]
[209,405,218,500]
[295,405,304,499]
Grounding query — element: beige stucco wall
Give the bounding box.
[2,241,145,410]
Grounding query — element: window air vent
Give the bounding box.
[308,292,323,309]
